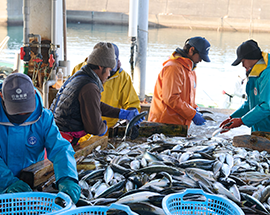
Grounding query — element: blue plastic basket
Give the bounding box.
[162,189,244,215]
[0,191,73,215]
[58,203,138,215]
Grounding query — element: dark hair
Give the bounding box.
[101,67,108,75]
[88,64,99,70]
[88,63,108,74]
[183,43,192,54]
[183,43,199,55]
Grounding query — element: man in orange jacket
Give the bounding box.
[149,36,211,128]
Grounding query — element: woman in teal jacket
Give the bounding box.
[0,73,80,203]
[220,40,270,132]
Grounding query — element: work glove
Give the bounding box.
[219,116,232,128]
[6,179,32,193]
[119,108,144,125]
[192,112,206,125]
[225,118,243,130]
[58,177,81,204]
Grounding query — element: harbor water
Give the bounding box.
[0,23,270,109]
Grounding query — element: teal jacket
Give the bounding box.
[0,88,78,192]
[231,52,270,132]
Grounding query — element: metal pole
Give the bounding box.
[23,0,30,46]
[128,0,138,81]
[22,0,31,75]
[62,0,67,61]
[134,0,149,101]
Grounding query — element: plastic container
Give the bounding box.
[162,189,244,215]
[0,191,73,215]
[58,203,138,215]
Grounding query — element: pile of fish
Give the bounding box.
[75,132,270,215]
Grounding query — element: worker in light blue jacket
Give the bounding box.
[220,39,270,132]
[0,73,81,203]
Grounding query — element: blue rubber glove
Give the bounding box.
[119,109,144,125]
[6,180,32,193]
[119,109,137,121]
[99,120,107,136]
[192,112,206,125]
[58,177,81,204]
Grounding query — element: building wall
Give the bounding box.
[0,0,8,26]
[65,0,270,32]
[2,0,270,32]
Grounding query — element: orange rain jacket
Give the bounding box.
[148,53,198,127]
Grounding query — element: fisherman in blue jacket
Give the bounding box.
[220,39,270,132]
[0,73,81,203]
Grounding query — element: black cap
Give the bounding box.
[232,39,262,66]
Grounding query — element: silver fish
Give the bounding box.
[242,193,269,214]
[122,111,148,141]
[104,165,114,185]
[117,191,161,204]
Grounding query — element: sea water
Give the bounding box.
[1,23,269,109]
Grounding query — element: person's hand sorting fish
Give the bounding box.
[50,42,144,144]
[119,108,145,125]
[192,107,206,126]
[148,36,211,128]
[219,117,240,133]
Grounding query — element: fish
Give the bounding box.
[220,163,231,178]
[212,181,241,204]
[130,159,141,171]
[178,152,193,163]
[104,165,114,185]
[95,180,126,199]
[54,197,67,208]
[242,193,269,214]
[72,118,270,213]
[261,185,270,203]
[81,168,105,182]
[185,168,216,182]
[229,184,241,202]
[179,159,215,169]
[212,122,233,137]
[199,110,214,114]
[202,115,215,121]
[213,160,223,177]
[94,183,109,198]
[140,177,170,190]
[238,185,258,195]
[116,191,161,204]
[122,111,148,141]
[75,198,93,207]
[111,163,133,175]
[143,151,163,163]
[136,165,184,176]
[126,202,166,215]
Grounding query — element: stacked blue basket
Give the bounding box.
[0,192,73,215]
[58,203,138,215]
[162,189,244,215]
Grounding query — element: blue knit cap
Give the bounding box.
[112,43,119,72]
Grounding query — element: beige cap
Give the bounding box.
[87,42,116,69]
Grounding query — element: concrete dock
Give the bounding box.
[1,0,270,32]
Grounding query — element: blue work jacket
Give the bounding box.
[231,52,270,132]
[0,88,78,192]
